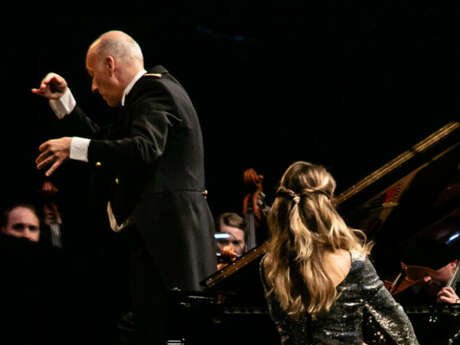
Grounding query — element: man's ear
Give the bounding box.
[105,56,116,75]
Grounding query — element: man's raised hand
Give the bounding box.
[31,72,68,99]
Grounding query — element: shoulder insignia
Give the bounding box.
[144,73,162,78]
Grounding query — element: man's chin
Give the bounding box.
[104,99,121,107]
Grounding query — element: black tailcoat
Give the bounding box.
[62,65,217,291]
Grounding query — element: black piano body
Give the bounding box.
[170,121,460,345]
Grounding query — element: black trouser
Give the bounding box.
[119,225,169,345]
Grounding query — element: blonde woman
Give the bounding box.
[260,161,419,345]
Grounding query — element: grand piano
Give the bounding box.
[169,121,460,345]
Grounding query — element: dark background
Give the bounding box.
[0,4,457,343]
[0,5,455,229]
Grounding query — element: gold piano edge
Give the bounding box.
[202,121,459,290]
[335,121,460,205]
[203,242,269,289]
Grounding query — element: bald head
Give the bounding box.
[88,30,144,70]
[85,30,145,107]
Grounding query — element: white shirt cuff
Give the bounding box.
[70,137,90,162]
[49,88,76,119]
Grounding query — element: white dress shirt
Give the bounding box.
[49,69,147,231]
[49,69,147,162]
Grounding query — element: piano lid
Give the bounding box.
[202,121,460,292]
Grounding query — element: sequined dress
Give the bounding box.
[260,250,419,345]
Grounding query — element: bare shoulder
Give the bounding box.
[336,249,353,269]
[323,249,352,287]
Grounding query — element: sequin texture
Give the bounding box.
[260,250,420,345]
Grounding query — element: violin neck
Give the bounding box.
[447,264,460,289]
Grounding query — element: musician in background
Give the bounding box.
[395,235,460,306]
[1,203,40,243]
[438,274,460,304]
[0,201,72,344]
[215,212,247,269]
[391,234,460,344]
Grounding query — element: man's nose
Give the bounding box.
[16,228,31,238]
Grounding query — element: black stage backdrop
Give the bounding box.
[0,5,455,234]
[0,5,457,342]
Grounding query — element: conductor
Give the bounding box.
[32,30,217,344]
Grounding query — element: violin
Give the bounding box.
[385,262,442,296]
[217,245,239,270]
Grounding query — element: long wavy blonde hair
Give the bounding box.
[264,161,372,320]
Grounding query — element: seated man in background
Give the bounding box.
[1,203,40,243]
[215,212,247,269]
[0,202,71,344]
[391,235,460,345]
[394,235,460,306]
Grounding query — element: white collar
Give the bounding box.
[121,69,147,106]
